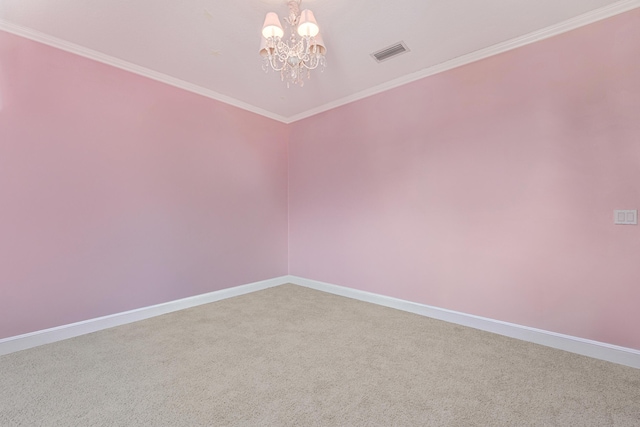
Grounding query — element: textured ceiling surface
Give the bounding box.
[0,0,636,121]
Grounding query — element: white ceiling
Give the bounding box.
[1,0,638,122]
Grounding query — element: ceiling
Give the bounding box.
[1,0,638,122]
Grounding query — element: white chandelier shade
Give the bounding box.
[259,36,273,58]
[261,12,284,39]
[312,33,326,56]
[259,0,327,87]
[297,10,319,37]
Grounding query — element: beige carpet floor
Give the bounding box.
[1,284,639,426]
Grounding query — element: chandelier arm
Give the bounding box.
[267,57,286,72]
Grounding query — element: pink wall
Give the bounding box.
[289,10,640,350]
[2,10,639,351]
[0,32,288,339]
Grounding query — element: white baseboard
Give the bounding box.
[4,274,639,369]
[0,276,289,356]
[285,275,640,369]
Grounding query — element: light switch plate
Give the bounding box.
[614,210,638,225]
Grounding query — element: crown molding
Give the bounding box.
[287,0,640,123]
[2,0,640,124]
[0,19,290,124]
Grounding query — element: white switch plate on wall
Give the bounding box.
[614,210,638,225]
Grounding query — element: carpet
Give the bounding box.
[1,284,639,426]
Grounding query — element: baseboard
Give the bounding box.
[4,275,639,369]
[285,275,640,369]
[0,276,289,356]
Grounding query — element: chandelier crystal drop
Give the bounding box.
[259,0,326,87]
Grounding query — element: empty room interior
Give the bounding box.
[1,0,640,425]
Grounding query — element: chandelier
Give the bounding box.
[259,0,326,87]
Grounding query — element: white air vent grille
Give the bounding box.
[372,42,410,62]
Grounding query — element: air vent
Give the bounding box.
[371,42,410,62]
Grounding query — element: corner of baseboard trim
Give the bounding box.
[287,275,640,369]
[0,276,291,356]
[3,274,639,370]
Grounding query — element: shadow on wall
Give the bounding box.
[0,61,4,111]
[0,46,8,111]
[0,32,5,111]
